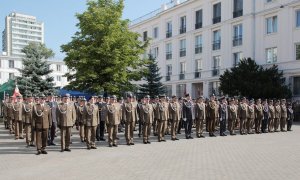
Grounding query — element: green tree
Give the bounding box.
[219,58,291,99]
[139,55,165,98]
[61,0,147,95]
[16,42,55,95]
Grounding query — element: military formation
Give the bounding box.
[1,92,298,155]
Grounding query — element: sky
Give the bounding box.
[0,0,169,59]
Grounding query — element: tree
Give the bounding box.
[61,0,147,95]
[16,42,55,95]
[219,58,291,99]
[139,55,166,98]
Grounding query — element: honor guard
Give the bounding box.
[254,99,263,134]
[228,98,237,135]
[157,94,169,142]
[182,93,194,139]
[76,97,86,142]
[84,96,99,149]
[274,100,281,132]
[247,99,255,134]
[261,99,269,133]
[152,96,160,136]
[280,99,287,132]
[142,95,154,144]
[13,95,24,139]
[287,102,294,131]
[219,96,227,136]
[268,100,275,132]
[194,96,206,138]
[238,97,248,135]
[169,95,181,140]
[47,93,58,146]
[96,95,107,141]
[23,94,35,146]
[123,93,138,145]
[206,94,218,137]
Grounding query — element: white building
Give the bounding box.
[2,12,44,57]
[0,55,69,88]
[129,0,300,100]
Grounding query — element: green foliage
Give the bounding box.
[139,55,166,98]
[61,0,147,94]
[16,42,55,96]
[219,58,291,99]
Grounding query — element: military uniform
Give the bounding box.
[268,101,275,132]
[152,98,160,136]
[13,97,24,139]
[105,96,121,147]
[247,102,255,134]
[254,101,263,134]
[238,100,248,135]
[228,100,238,135]
[142,96,154,144]
[287,104,294,131]
[157,96,169,142]
[7,98,14,134]
[96,98,107,141]
[23,99,34,146]
[76,100,86,142]
[182,96,194,139]
[169,96,181,140]
[84,102,99,149]
[262,101,269,133]
[219,98,227,136]
[206,98,218,137]
[123,96,138,145]
[274,101,281,132]
[280,100,287,132]
[194,100,206,138]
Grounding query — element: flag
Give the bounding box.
[12,84,22,102]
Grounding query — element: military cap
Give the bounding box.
[228,97,234,102]
[287,102,292,106]
[111,95,117,99]
[16,95,22,99]
[269,99,273,102]
[39,94,46,99]
[199,96,204,99]
[5,93,9,97]
[154,95,159,99]
[159,94,166,98]
[249,98,254,102]
[63,93,70,98]
[120,97,124,100]
[219,96,225,100]
[185,93,190,97]
[172,95,177,98]
[98,95,103,98]
[48,92,54,96]
[127,93,133,98]
[281,98,286,101]
[145,95,150,99]
[210,94,215,97]
[81,97,87,101]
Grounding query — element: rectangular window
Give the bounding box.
[195,35,203,54]
[233,52,243,67]
[180,16,186,34]
[195,59,202,78]
[166,65,172,76]
[296,10,300,27]
[9,73,14,80]
[213,30,221,50]
[166,21,172,38]
[266,47,278,63]
[233,24,243,46]
[180,39,186,57]
[179,62,186,80]
[294,77,300,96]
[9,60,14,68]
[296,43,300,60]
[166,43,172,60]
[57,75,61,82]
[212,56,221,76]
[233,0,243,18]
[56,64,61,71]
[176,84,186,97]
[209,81,221,96]
[213,2,221,24]
[195,10,203,29]
[143,31,148,41]
[266,16,278,34]
[153,27,159,39]
[151,47,159,59]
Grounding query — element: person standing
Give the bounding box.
[262,99,269,133]
[182,94,194,139]
[218,97,227,136]
[274,100,281,132]
[32,94,51,155]
[268,100,275,133]
[142,95,154,144]
[47,93,57,146]
[57,94,76,152]
[239,97,248,135]
[84,96,99,149]
[194,96,206,138]
[2,94,9,129]
[280,99,287,132]
[206,94,218,137]
[169,95,181,140]
[228,98,237,135]
[96,95,107,141]
[247,99,255,134]
[287,102,294,131]
[76,97,86,142]
[152,96,160,136]
[123,94,138,145]
[23,94,35,147]
[157,95,169,142]
[254,99,263,134]
[13,95,24,140]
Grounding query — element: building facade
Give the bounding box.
[0,55,69,88]
[2,12,44,57]
[129,0,300,100]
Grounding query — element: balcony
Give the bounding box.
[212,40,221,50]
[180,26,186,34]
[166,31,172,38]
[212,16,221,24]
[166,75,171,81]
[180,49,186,57]
[212,69,220,76]
[166,53,172,60]
[195,45,202,54]
[233,35,243,47]
[195,22,202,29]
[179,73,185,80]
[233,10,243,18]
[195,72,201,78]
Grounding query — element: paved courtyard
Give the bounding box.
[0,123,300,180]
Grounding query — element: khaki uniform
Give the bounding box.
[157,102,169,141]
[32,103,51,151]
[76,105,85,142]
[206,100,218,136]
[23,102,34,145]
[268,105,275,132]
[13,102,24,139]
[247,105,255,134]
[228,104,238,134]
[254,104,263,133]
[152,103,159,135]
[122,102,138,144]
[84,103,99,148]
[57,102,76,150]
[169,102,181,139]
[238,103,248,134]
[280,104,287,131]
[7,102,14,133]
[274,105,281,131]
[142,103,154,143]
[194,102,205,137]
[105,103,121,146]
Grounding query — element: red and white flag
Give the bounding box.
[12,85,22,102]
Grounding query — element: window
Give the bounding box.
[179,62,186,80]
[213,2,221,24]
[209,81,221,96]
[266,0,274,3]
[294,77,300,96]
[166,43,172,60]
[233,52,243,67]
[9,60,14,68]
[143,31,148,41]
[166,21,172,38]
[56,64,61,71]
[296,43,300,60]
[153,27,159,39]
[151,47,159,59]
[179,39,186,57]
[266,47,277,63]
[212,56,221,76]
[176,84,186,97]
[180,16,186,34]
[57,75,62,82]
[297,10,300,28]
[233,24,243,46]
[9,73,14,80]
[266,16,278,34]
[166,64,172,81]
[233,0,243,18]
[213,30,221,50]
[195,59,202,78]
[195,35,203,54]
[195,10,203,29]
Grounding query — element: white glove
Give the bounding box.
[183,118,187,121]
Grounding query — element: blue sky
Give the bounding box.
[0,0,169,59]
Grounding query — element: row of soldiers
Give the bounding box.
[1,92,295,155]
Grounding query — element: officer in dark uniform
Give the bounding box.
[218,96,227,136]
[96,95,107,141]
[182,93,193,139]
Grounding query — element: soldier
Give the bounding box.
[254,99,263,134]
[247,99,255,134]
[47,93,57,146]
[105,95,121,147]
[7,96,15,134]
[268,100,275,133]
[57,93,76,152]
[32,94,51,155]
[206,94,218,137]
[152,96,159,136]
[84,96,99,149]
[76,97,86,142]
[182,93,194,139]
[177,97,184,135]
[228,98,237,135]
[157,94,169,142]
[194,96,206,138]
[280,99,287,132]
[23,94,35,147]
[13,95,24,140]
[96,95,106,141]
[261,99,269,133]
[142,95,154,144]
[219,96,227,136]
[287,102,294,131]
[169,95,181,140]
[123,94,138,145]
[238,97,248,135]
[274,100,281,132]
[137,97,144,138]
[2,94,9,129]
